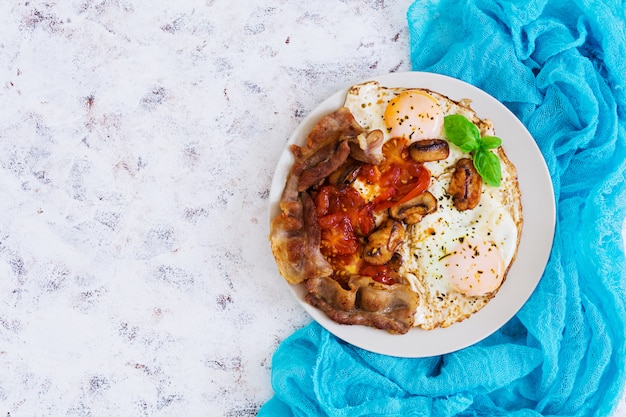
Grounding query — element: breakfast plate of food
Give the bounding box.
[268,71,555,357]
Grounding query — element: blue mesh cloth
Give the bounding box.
[259,0,626,415]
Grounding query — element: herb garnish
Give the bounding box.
[443,114,502,187]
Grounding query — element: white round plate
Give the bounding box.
[268,71,555,357]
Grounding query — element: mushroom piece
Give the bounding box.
[389,191,437,225]
[387,252,403,272]
[363,219,405,266]
[408,139,450,163]
[327,158,361,188]
[448,158,482,210]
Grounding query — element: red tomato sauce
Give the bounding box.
[313,138,430,285]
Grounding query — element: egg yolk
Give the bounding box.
[384,90,444,141]
[445,238,505,297]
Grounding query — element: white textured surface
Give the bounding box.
[0,1,624,416]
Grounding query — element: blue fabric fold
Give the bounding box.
[260,0,626,415]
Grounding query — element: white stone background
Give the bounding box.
[0,0,624,416]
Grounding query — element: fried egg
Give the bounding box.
[384,90,444,141]
[344,81,522,330]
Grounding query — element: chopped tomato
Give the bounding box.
[315,185,375,257]
[360,263,395,285]
[348,205,376,236]
[315,185,375,237]
[319,215,358,256]
[314,186,331,217]
[362,138,431,211]
[318,212,345,229]
[380,137,409,171]
[396,175,430,205]
[394,162,431,204]
[359,164,380,184]
[315,185,363,216]
[313,138,432,285]
[331,252,361,274]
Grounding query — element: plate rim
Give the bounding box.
[268,71,556,357]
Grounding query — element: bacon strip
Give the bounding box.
[270,108,365,284]
[298,141,351,192]
[305,107,364,151]
[305,276,418,334]
[270,192,332,285]
[270,107,420,334]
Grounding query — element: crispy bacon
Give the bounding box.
[270,107,420,333]
[270,108,366,284]
[270,192,332,285]
[298,141,351,192]
[305,276,418,334]
[305,107,364,152]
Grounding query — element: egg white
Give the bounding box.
[343,81,522,330]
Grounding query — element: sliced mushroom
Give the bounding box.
[408,139,450,162]
[363,219,405,266]
[387,252,403,272]
[347,130,385,165]
[448,158,482,210]
[304,275,418,334]
[327,158,361,188]
[389,191,437,225]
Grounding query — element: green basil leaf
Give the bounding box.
[445,115,503,186]
[444,114,480,150]
[480,135,502,150]
[460,140,481,153]
[473,148,501,187]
